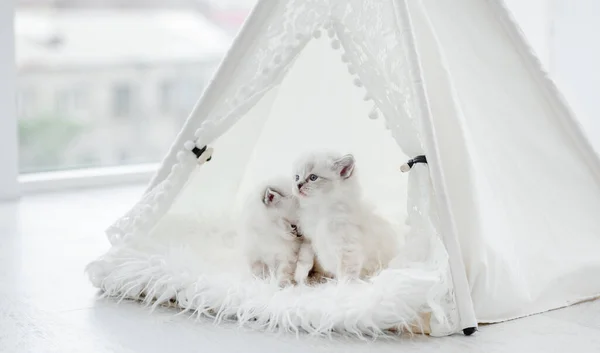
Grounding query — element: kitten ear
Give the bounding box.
[332,154,355,179]
[263,187,284,206]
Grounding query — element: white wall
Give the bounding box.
[503,0,551,69]
[0,0,20,200]
[504,0,599,152]
[551,0,600,150]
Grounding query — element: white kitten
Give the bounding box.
[240,177,304,287]
[292,151,399,280]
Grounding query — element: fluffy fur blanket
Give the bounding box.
[86,214,453,338]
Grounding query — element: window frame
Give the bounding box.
[0,0,19,201]
[0,1,157,200]
[112,82,136,118]
[18,163,157,195]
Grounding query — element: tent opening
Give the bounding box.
[90,33,461,337]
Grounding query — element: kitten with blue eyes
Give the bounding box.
[239,177,305,287]
[293,151,399,280]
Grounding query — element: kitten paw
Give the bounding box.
[278,278,297,288]
[305,274,325,286]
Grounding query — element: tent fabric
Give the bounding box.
[415,0,600,322]
[87,0,600,338]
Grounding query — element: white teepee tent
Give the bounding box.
[86,0,600,337]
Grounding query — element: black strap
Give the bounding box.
[406,155,427,169]
[191,145,212,161]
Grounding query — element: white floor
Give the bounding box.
[1,186,600,353]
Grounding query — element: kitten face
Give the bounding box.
[292,151,355,198]
[262,184,301,240]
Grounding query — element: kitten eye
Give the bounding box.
[290,224,297,230]
[309,174,318,181]
[295,175,299,181]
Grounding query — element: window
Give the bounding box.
[159,80,175,114]
[159,78,206,115]
[17,88,37,118]
[56,86,87,115]
[112,83,134,118]
[9,1,256,178]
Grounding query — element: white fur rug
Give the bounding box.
[86,214,451,338]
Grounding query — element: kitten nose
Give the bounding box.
[297,182,304,190]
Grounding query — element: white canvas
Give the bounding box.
[414,0,600,322]
[87,0,600,338]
